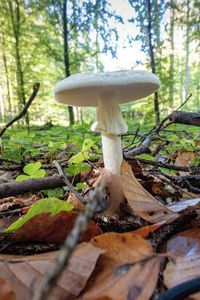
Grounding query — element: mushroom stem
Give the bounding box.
[91,98,128,215]
[101,132,124,215]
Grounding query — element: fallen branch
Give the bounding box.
[124,110,199,158]
[136,158,200,173]
[0,83,40,137]
[0,175,66,198]
[33,180,105,300]
[168,111,200,127]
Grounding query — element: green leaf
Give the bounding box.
[5,197,74,233]
[16,174,30,182]
[23,162,42,176]
[65,163,90,176]
[69,152,86,164]
[75,182,88,190]
[31,169,46,178]
[43,188,64,198]
[82,138,95,152]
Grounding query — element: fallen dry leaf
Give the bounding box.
[0,194,38,212]
[167,198,200,213]
[67,193,85,211]
[78,232,162,300]
[175,151,196,175]
[0,242,103,300]
[133,223,163,238]
[121,160,178,224]
[164,236,200,288]
[0,277,16,300]
[12,211,102,243]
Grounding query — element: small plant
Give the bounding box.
[68,138,98,164]
[5,197,74,233]
[16,162,46,181]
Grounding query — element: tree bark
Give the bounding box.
[168,111,200,126]
[184,0,190,101]
[1,33,12,112]
[0,175,65,199]
[63,0,74,125]
[8,0,29,127]
[169,0,175,107]
[146,0,160,124]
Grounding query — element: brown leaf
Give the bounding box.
[0,242,103,300]
[0,194,38,212]
[121,160,178,224]
[12,211,102,243]
[164,236,200,288]
[78,232,162,300]
[175,151,196,175]
[167,198,200,213]
[133,223,163,238]
[0,277,16,300]
[67,193,85,211]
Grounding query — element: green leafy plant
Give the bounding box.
[69,138,98,164]
[5,197,74,233]
[16,162,46,181]
[42,188,64,198]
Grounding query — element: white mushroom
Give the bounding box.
[54,70,161,216]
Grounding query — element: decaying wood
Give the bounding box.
[0,175,66,198]
[0,83,40,137]
[169,111,200,127]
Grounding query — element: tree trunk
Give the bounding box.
[63,0,74,125]
[146,0,160,123]
[1,33,12,113]
[169,0,175,107]
[184,0,190,101]
[8,0,29,127]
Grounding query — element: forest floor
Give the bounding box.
[0,107,200,300]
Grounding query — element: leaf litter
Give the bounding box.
[0,132,200,300]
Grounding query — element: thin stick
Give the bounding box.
[53,160,86,204]
[33,180,105,300]
[0,83,40,137]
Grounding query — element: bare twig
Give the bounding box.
[53,160,86,204]
[33,180,105,300]
[0,83,40,137]
[136,158,200,173]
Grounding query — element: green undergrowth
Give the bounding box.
[0,122,199,177]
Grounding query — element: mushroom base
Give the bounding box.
[101,133,125,215]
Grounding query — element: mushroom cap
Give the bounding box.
[54,70,161,107]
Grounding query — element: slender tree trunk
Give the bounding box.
[146,0,160,123]
[0,86,4,120]
[154,0,162,75]
[63,0,74,125]
[169,0,175,106]
[184,0,190,100]
[8,0,29,127]
[1,33,12,112]
[94,1,100,71]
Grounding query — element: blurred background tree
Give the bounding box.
[0,0,199,128]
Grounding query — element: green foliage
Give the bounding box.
[42,188,64,198]
[69,138,98,163]
[5,197,74,233]
[75,182,88,191]
[16,162,46,181]
[66,163,90,176]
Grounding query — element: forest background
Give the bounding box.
[0,0,199,129]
